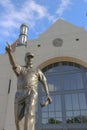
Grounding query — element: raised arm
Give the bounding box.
[5,45,16,68]
[5,45,21,76]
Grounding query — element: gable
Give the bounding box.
[39,19,85,38]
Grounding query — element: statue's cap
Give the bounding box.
[25,52,34,58]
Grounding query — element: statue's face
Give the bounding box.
[25,55,34,67]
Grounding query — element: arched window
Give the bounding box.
[38,62,87,130]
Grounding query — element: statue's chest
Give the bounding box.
[21,68,38,79]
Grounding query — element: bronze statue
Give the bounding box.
[6,45,52,130]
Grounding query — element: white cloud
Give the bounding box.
[0,0,54,40]
[0,0,51,29]
[0,0,14,9]
[0,0,72,49]
[0,0,72,38]
[56,0,71,17]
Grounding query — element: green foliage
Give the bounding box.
[48,118,62,124]
[48,116,87,124]
[67,116,87,124]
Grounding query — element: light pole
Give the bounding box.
[19,24,29,46]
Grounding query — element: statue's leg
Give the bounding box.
[14,102,20,130]
[24,89,38,130]
[14,100,25,130]
[14,91,26,130]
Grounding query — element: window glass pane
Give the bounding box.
[76,73,84,89]
[81,110,87,116]
[85,72,87,80]
[47,66,63,73]
[65,94,72,110]
[61,65,78,71]
[64,73,78,90]
[72,94,79,110]
[46,64,81,73]
[42,112,48,118]
[42,118,48,124]
[55,95,61,111]
[73,111,80,117]
[66,111,73,117]
[55,112,62,118]
[46,75,61,91]
[79,93,87,109]
[64,73,83,90]
[49,112,55,118]
[64,74,71,90]
[81,110,87,123]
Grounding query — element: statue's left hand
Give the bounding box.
[46,95,52,104]
[40,95,52,108]
[5,44,12,53]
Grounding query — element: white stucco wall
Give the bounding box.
[0,19,87,130]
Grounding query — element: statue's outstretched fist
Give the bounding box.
[5,44,12,53]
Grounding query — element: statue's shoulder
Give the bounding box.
[35,68,44,77]
[33,67,40,76]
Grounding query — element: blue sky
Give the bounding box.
[0,0,87,54]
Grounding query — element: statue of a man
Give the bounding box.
[6,45,52,130]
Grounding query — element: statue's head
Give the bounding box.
[25,52,34,67]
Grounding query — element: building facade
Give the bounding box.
[0,19,87,130]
